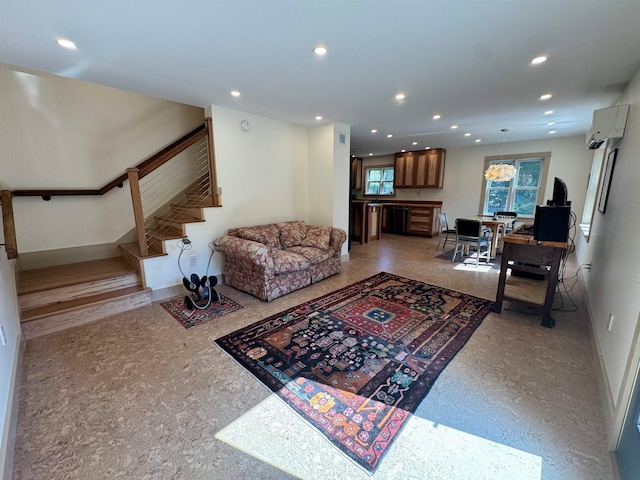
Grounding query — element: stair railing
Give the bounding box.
[0,190,18,259]
[1,117,220,259]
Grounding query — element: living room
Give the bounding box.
[3,2,640,479]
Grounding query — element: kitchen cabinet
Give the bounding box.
[351,157,363,190]
[366,204,383,242]
[394,149,445,188]
[407,205,441,237]
[350,200,382,243]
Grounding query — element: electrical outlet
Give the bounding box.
[607,313,615,332]
[189,255,197,266]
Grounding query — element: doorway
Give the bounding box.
[615,362,640,478]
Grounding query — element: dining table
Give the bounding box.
[475,216,516,259]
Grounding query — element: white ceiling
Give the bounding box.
[2,1,640,156]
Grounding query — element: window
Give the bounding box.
[580,148,606,241]
[480,152,550,217]
[364,166,395,196]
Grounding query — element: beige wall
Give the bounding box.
[308,122,350,257]
[359,135,591,224]
[0,63,204,252]
[577,64,640,449]
[0,256,20,479]
[142,106,351,291]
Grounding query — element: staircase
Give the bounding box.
[17,257,151,339]
[5,119,222,339]
[18,193,219,340]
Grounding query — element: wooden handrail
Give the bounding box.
[3,119,220,259]
[12,123,207,199]
[1,190,18,259]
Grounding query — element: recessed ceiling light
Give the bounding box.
[531,56,547,65]
[539,93,552,100]
[230,90,241,97]
[433,114,441,120]
[56,37,77,50]
[475,139,482,143]
[547,122,555,126]
[450,125,459,129]
[549,130,557,134]
[464,132,471,137]
[412,142,418,145]
[544,110,554,115]
[315,115,323,120]
[425,146,431,150]
[368,153,373,156]
[395,93,406,101]
[371,129,378,133]
[313,45,327,55]
[401,149,406,152]
[387,134,393,138]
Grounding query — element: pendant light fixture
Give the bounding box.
[484,129,517,181]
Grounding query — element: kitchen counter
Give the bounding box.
[351,200,443,239]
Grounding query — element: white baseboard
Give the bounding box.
[150,274,224,303]
[1,331,24,480]
[581,268,640,454]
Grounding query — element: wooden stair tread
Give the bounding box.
[17,257,138,295]
[156,213,205,223]
[148,226,184,241]
[119,242,165,260]
[21,285,151,322]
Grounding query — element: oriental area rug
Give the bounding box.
[214,272,493,474]
[160,294,243,329]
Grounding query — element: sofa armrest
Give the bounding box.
[214,235,275,271]
[329,228,347,258]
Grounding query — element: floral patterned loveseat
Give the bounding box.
[214,220,347,301]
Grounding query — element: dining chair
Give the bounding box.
[452,218,491,267]
[494,211,518,233]
[436,212,457,249]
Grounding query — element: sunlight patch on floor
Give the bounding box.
[454,262,494,273]
[216,394,542,480]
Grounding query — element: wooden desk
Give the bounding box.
[493,225,567,328]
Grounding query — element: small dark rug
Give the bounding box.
[435,248,501,270]
[160,294,243,329]
[214,272,493,473]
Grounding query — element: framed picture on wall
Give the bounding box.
[598,148,617,213]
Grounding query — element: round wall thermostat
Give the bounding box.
[240,120,250,132]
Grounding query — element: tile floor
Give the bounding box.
[11,234,614,479]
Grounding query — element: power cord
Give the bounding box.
[177,238,220,310]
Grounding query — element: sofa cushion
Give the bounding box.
[301,226,331,250]
[287,246,334,265]
[278,221,307,249]
[235,224,281,250]
[272,249,310,274]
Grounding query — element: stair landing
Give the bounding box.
[17,257,152,339]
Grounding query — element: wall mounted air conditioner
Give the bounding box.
[586,104,630,149]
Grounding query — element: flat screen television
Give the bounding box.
[547,177,570,206]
